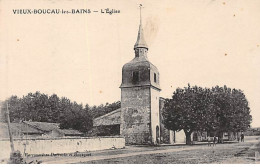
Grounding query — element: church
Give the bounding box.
[92,11,236,143]
[92,7,187,145]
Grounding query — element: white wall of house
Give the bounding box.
[169,130,174,144]
[174,130,186,144]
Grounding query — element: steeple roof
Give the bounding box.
[134,5,148,50]
[120,5,160,91]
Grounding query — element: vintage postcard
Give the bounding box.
[0,0,260,164]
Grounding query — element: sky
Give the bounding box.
[0,0,260,127]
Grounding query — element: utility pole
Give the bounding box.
[6,103,15,152]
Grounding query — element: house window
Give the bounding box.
[133,71,139,83]
[154,73,157,83]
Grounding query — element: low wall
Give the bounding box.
[0,137,125,160]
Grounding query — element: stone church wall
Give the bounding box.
[121,87,151,144]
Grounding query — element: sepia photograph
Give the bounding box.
[0,0,260,164]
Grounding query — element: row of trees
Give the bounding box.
[162,84,252,144]
[0,85,252,143]
[0,92,120,133]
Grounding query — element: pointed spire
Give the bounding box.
[134,4,148,50]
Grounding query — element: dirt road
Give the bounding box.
[27,136,260,164]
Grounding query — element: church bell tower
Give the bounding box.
[120,5,161,144]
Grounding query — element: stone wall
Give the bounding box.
[120,87,151,144]
[0,137,125,160]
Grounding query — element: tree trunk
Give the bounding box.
[184,131,192,145]
[217,132,223,143]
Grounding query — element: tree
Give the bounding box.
[1,95,22,122]
[162,85,211,144]
[90,101,121,118]
[211,86,252,140]
[162,84,252,145]
[1,91,121,134]
[59,102,93,133]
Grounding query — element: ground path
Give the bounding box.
[43,145,201,164]
[27,136,259,164]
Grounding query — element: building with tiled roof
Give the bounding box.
[0,122,43,139]
[23,121,60,132]
[0,121,83,139]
